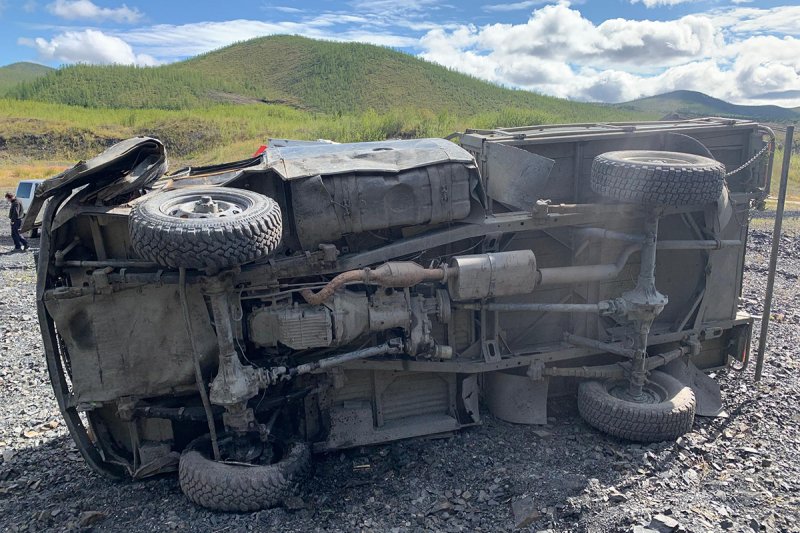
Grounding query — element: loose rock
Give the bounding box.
[0,217,799,532]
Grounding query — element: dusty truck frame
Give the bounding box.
[25,118,774,511]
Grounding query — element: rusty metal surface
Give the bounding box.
[31,118,772,485]
[44,283,217,404]
[265,137,474,180]
[484,142,554,210]
[484,370,548,425]
[22,137,165,232]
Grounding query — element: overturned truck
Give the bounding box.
[25,118,774,511]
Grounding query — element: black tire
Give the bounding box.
[179,434,311,512]
[591,150,725,207]
[129,187,281,270]
[577,370,695,442]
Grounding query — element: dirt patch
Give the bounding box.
[135,119,223,158]
[0,129,121,161]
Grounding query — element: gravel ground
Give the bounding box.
[0,222,799,533]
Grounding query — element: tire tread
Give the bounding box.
[178,439,311,512]
[129,188,282,270]
[577,371,696,442]
[590,151,725,207]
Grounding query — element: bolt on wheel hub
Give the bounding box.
[194,195,219,214]
[162,193,245,219]
[608,381,666,404]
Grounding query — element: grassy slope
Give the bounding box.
[172,36,616,117]
[0,35,656,189]
[0,97,650,190]
[2,98,795,200]
[0,97,649,159]
[9,35,627,118]
[759,147,800,205]
[0,62,53,95]
[619,90,800,122]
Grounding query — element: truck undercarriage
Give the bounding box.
[25,118,774,511]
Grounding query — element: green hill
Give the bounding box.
[1,35,653,171]
[618,90,800,122]
[8,35,627,119]
[0,62,53,95]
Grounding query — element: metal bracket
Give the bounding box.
[91,267,114,295]
[527,360,545,381]
[482,232,502,253]
[482,340,501,363]
[564,332,635,358]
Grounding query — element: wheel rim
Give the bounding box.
[160,193,248,219]
[607,380,668,404]
[193,432,283,467]
[621,155,693,166]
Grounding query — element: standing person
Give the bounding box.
[5,192,29,251]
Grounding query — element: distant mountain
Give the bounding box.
[6,35,641,120]
[618,90,800,122]
[0,62,53,95]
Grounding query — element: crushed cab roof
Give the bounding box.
[264,138,474,180]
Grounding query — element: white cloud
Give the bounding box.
[19,29,158,65]
[708,5,800,36]
[350,0,441,15]
[421,5,722,72]
[120,18,418,60]
[14,2,800,107]
[48,0,142,23]
[629,0,697,7]
[22,1,38,12]
[483,0,550,13]
[271,6,303,14]
[417,4,800,106]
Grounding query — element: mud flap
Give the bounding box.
[484,142,555,211]
[484,370,549,425]
[716,186,733,230]
[132,451,180,479]
[660,358,724,417]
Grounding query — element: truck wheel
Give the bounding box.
[577,370,695,442]
[591,150,725,207]
[179,434,311,512]
[129,187,281,270]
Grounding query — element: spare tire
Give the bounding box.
[577,370,695,442]
[179,434,311,512]
[591,150,725,207]
[129,187,281,270]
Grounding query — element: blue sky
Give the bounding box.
[0,0,798,106]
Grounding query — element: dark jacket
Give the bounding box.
[8,199,24,222]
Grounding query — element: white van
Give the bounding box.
[15,179,44,212]
[15,179,45,237]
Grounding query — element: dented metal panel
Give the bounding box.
[31,118,773,496]
[290,161,476,249]
[484,142,555,210]
[265,137,474,180]
[44,283,217,404]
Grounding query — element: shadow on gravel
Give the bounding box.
[1,401,678,532]
[3,368,790,532]
[0,232,39,263]
[0,263,36,270]
[701,395,759,443]
[4,225,798,531]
